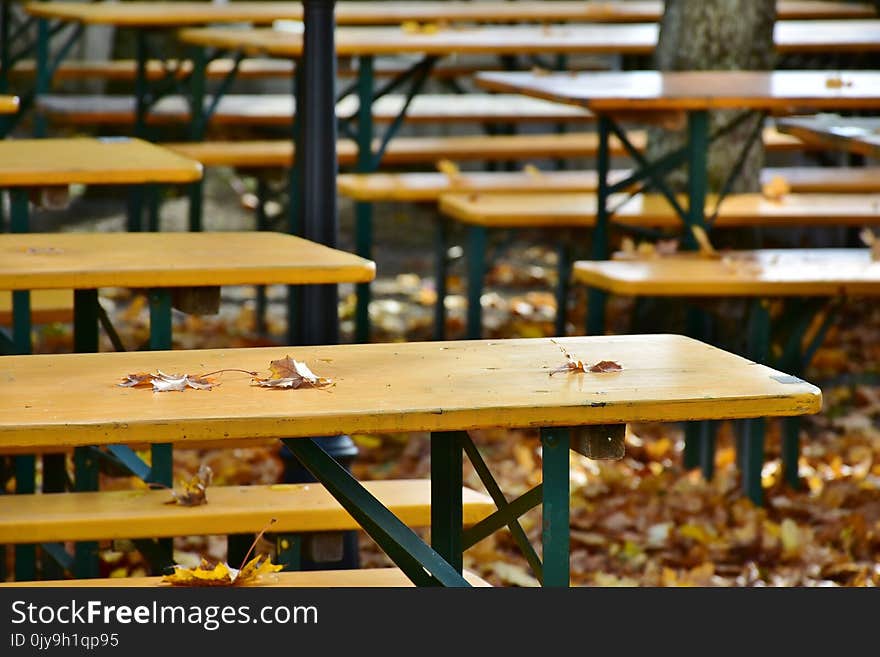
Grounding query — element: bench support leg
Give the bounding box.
[187,45,207,232]
[33,18,50,138]
[430,431,463,573]
[541,427,570,587]
[73,447,100,578]
[466,225,487,339]
[741,300,771,506]
[586,115,611,336]
[684,110,710,248]
[282,438,470,587]
[10,189,31,355]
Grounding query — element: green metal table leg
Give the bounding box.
[742,300,771,506]
[683,306,711,471]
[33,18,50,138]
[354,55,374,344]
[430,431,463,573]
[187,45,207,233]
[699,420,719,482]
[126,30,149,230]
[466,225,487,340]
[782,416,802,490]
[254,177,270,335]
[146,184,160,232]
[433,216,448,340]
[10,189,31,355]
[541,427,570,587]
[586,115,611,336]
[14,455,36,580]
[684,110,710,248]
[148,288,173,564]
[282,438,469,586]
[73,447,99,578]
[554,238,571,337]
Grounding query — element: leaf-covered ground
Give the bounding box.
[15,235,879,587]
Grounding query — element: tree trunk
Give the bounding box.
[647,0,776,194]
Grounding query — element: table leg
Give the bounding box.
[187,45,207,233]
[33,18,50,138]
[684,110,710,248]
[13,456,36,580]
[586,115,611,336]
[466,225,487,339]
[430,431,463,574]
[287,57,303,346]
[741,299,771,506]
[282,437,469,586]
[125,29,149,231]
[540,427,570,587]
[148,288,174,565]
[10,189,31,355]
[354,55,374,344]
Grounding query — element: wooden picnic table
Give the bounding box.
[573,248,879,500]
[0,95,19,114]
[777,114,880,159]
[0,335,821,585]
[25,1,875,26]
[474,69,880,336]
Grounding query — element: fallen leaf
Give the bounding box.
[436,158,463,184]
[118,370,217,392]
[166,464,213,507]
[859,228,880,261]
[118,372,152,388]
[252,356,333,389]
[589,360,623,373]
[762,174,790,202]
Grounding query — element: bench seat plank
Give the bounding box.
[0,336,821,450]
[0,567,492,587]
[162,128,800,170]
[0,232,375,290]
[573,248,880,297]
[439,191,880,228]
[37,93,594,125]
[337,166,880,202]
[0,480,495,543]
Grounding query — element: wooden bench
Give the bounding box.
[572,248,880,499]
[0,479,494,543]
[337,166,880,202]
[36,93,595,126]
[0,336,822,586]
[435,190,880,342]
[0,568,492,587]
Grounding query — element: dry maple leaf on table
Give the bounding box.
[548,339,623,376]
[118,368,257,392]
[162,519,283,587]
[251,355,334,389]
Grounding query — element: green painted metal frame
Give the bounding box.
[430,431,463,573]
[281,437,470,587]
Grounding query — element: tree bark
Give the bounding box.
[647,0,776,194]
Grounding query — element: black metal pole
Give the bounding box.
[298,0,339,346]
[282,0,359,571]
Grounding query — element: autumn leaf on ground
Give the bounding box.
[436,158,464,184]
[859,228,880,261]
[762,174,790,202]
[252,356,333,389]
[162,519,282,586]
[166,464,213,507]
[548,340,623,376]
[691,225,718,258]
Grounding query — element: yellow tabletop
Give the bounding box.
[178,20,880,58]
[0,95,19,115]
[0,138,202,187]
[26,2,873,26]
[574,249,880,297]
[476,70,880,113]
[777,115,880,159]
[0,232,375,290]
[0,335,820,450]
[439,191,880,228]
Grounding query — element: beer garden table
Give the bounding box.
[0,334,822,586]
